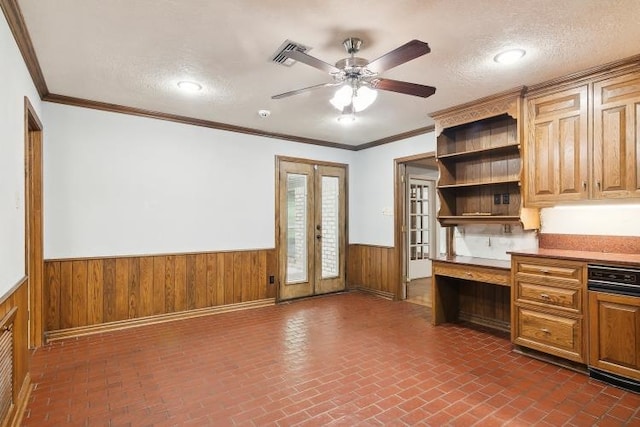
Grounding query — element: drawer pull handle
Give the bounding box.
[540,293,550,299]
[466,272,472,277]
[539,269,549,274]
[540,328,551,334]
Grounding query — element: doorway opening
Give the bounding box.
[394,153,441,306]
[24,97,44,348]
[276,157,347,301]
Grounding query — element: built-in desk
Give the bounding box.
[431,256,511,329]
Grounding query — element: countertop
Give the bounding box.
[508,248,640,267]
[431,255,511,270]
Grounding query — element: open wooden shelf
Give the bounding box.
[437,178,520,189]
[430,89,539,229]
[437,143,520,160]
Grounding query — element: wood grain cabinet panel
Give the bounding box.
[511,255,587,363]
[525,69,640,206]
[589,291,640,381]
[516,281,580,312]
[525,85,589,205]
[593,71,640,199]
[515,307,583,360]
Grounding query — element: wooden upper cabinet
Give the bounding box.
[525,85,589,205]
[592,71,640,199]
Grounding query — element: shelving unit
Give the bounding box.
[430,88,539,229]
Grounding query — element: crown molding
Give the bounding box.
[44,93,361,151]
[0,0,48,97]
[526,53,640,95]
[354,125,435,151]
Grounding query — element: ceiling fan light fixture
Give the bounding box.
[177,80,203,92]
[330,85,353,110]
[330,85,377,112]
[352,86,377,112]
[494,48,526,64]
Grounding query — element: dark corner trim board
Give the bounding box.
[0,0,48,97]
[356,125,435,151]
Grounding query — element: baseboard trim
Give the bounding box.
[513,345,588,374]
[354,287,394,300]
[458,312,510,333]
[45,298,275,342]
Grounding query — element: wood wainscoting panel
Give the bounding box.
[347,244,398,299]
[0,277,32,427]
[43,249,276,333]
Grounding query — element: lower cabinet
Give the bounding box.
[511,255,587,363]
[588,291,640,381]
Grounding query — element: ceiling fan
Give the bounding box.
[271,37,436,114]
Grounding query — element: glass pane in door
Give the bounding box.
[321,176,339,279]
[408,179,433,278]
[286,174,308,283]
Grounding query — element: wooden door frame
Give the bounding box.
[24,97,44,348]
[393,152,436,300]
[274,156,349,302]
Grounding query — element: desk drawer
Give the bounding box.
[515,281,581,312]
[514,257,585,282]
[434,263,510,286]
[514,307,584,362]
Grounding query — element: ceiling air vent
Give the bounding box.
[270,40,310,66]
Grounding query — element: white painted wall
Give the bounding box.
[349,132,437,246]
[454,225,538,261]
[43,103,355,258]
[0,14,43,295]
[541,204,640,236]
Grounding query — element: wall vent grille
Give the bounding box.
[270,40,310,66]
[0,308,16,424]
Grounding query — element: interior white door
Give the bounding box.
[407,178,434,279]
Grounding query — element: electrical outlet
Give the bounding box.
[502,193,510,204]
[269,275,275,284]
[493,194,501,205]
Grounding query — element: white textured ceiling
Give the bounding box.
[17,0,640,146]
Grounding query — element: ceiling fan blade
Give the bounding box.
[272,82,340,99]
[370,78,436,98]
[366,40,431,74]
[284,49,340,74]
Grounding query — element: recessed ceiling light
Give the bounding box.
[494,49,526,64]
[177,81,203,92]
[258,109,271,118]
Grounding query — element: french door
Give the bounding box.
[407,178,434,279]
[277,159,346,300]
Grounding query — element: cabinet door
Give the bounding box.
[588,291,640,381]
[525,86,589,205]
[593,72,640,199]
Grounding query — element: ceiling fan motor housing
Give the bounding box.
[343,37,362,54]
